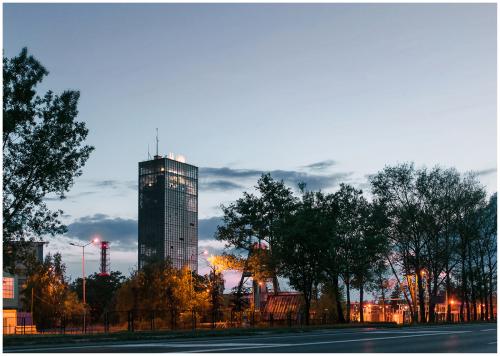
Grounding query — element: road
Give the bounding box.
[4,323,497,353]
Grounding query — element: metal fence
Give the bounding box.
[3,309,345,335]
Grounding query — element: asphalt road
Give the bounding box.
[4,323,497,353]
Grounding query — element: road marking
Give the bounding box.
[187,330,473,353]
[480,329,496,332]
[488,341,496,344]
[4,328,479,353]
[370,330,457,334]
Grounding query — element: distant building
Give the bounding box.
[3,241,45,334]
[138,153,198,271]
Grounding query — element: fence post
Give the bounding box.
[287,311,292,328]
[269,313,274,328]
[104,312,108,333]
[128,310,134,332]
[150,311,155,331]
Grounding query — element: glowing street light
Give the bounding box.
[69,236,100,333]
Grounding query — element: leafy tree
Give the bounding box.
[207,266,225,327]
[22,253,84,329]
[333,184,369,322]
[274,187,328,325]
[416,166,461,322]
[351,201,388,322]
[114,260,209,328]
[482,193,497,320]
[216,174,297,294]
[454,173,486,321]
[371,163,428,323]
[3,48,94,270]
[70,271,126,322]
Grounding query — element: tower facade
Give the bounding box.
[138,154,198,271]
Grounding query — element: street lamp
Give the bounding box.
[69,236,100,333]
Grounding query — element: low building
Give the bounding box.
[3,241,45,334]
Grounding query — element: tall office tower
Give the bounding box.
[138,153,198,271]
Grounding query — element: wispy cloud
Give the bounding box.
[88,179,137,190]
[302,159,337,171]
[475,168,496,177]
[43,191,97,202]
[199,180,244,192]
[200,166,352,191]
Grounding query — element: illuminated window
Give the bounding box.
[3,277,14,299]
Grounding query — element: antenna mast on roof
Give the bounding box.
[147,144,151,160]
[154,128,160,159]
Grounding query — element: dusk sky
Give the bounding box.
[3,3,496,290]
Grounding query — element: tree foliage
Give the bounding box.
[216,164,496,324]
[22,253,84,329]
[3,48,94,270]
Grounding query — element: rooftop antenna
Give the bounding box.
[154,128,161,160]
[147,144,151,160]
[156,128,159,156]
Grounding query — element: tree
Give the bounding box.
[333,184,369,322]
[316,192,346,323]
[3,48,94,270]
[371,163,428,323]
[22,253,84,329]
[274,187,328,325]
[216,174,297,295]
[70,271,126,322]
[352,202,389,323]
[482,193,497,320]
[454,173,486,322]
[114,260,209,329]
[416,166,461,323]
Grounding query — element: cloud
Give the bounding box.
[199,216,223,240]
[200,166,352,191]
[199,180,244,191]
[199,167,261,179]
[475,168,496,177]
[65,214,223,251]
[302,160,337,171]
[65,214,138,250]
[43,191,97,201]
[86,179,137,191]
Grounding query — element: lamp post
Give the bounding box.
[70,236,99,333]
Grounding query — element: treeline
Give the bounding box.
[22,257,225,329]
[215,163,497,324]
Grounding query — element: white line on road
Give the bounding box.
[487,341,496,344]
[187,330,473,353]
[480,329,496,332]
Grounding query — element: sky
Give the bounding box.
[3,3,497,292]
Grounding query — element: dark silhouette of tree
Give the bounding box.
[333,184,368,322]
[274,186,328,325]
[70,271,126,322]
[216,173,297,295]
[3,48,94,271]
